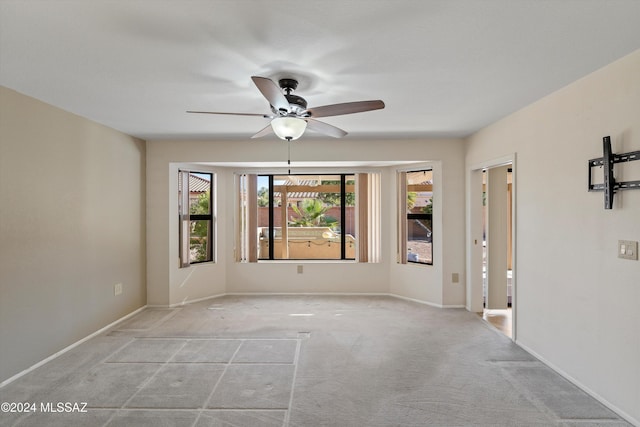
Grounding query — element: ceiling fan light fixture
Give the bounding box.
[271,117,307,141]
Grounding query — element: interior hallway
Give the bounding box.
[0,296,629,427]
[482,308,513,339]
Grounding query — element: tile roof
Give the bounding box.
[189,174,210,193]
[274,179,320,199]
[178,173,210,193]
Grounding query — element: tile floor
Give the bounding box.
[1,336,300,427]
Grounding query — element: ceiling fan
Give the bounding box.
[187,76,385,140]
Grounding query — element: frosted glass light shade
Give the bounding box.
[271,117,307,140]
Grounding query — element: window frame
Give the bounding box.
[178,170,214,267]
[261,173,354,261]
[399,168,434,266]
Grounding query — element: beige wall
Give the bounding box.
[145,138,466,307]
[0,87,146,382]
[466,50,640,424]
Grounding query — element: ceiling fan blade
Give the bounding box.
[305,118,348,138]
[250,123,274,139]
[251,76,289,113]
[186,110,273,118]
[306,100,385,118]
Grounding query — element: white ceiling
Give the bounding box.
[1,0,639,142]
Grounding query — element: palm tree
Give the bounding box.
[407,192,417,210]
[289,199,338,228]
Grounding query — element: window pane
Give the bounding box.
[248,173,380,262]
[406,170,433,265]
[344,175,356,259]
[282,174,342,260]
[189,174,211,215]
[256,174,359,260]
[257,175,270,260]
[179,170,214,266]
[190,220,210,263]
[407,217,432,264]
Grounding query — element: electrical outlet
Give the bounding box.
[114,283,123,296]
[297,265,303,274]
[452,273,459,283]
[618,240,638,260]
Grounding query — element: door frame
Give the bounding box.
[466,154,517,340]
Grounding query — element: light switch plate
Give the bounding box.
[618,240,638,260]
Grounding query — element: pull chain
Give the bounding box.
[287,137,292,175]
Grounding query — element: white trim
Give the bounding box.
[229,166,393,175]
[394,161,437,173]
[470,154,514,172]
[389,293,465,309]
[0,305,147,388]
[169,293,227,307]
[226,292,465,309]
[225,292,390,297]
[389,293,444,308]
[517,341,639,427]
[170,291,465,308]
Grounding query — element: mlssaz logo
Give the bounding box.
[40,402,88,413]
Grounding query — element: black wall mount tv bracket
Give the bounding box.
[588,136,640,209]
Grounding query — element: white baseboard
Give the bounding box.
[388,293,445,308]
[181,292,459,308]
[153,292,404,308]
[0,305,147,388]
[517,341,639,427]
[225,292,390,297]
[169,293,227,307]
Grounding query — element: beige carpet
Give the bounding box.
[0,295,629,426]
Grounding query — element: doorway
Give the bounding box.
[482,166,513,338]
[468,157,516,340]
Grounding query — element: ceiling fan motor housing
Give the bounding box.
[279,78,299,92]
[285,94,307,116]
[269,78,307,116]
